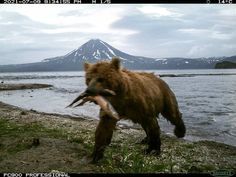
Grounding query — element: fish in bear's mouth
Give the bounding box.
[67,88,120,121]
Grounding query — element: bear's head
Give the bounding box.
[83,57,123,95]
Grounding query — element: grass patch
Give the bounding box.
[0,119,67,156]
[96,137,173,173]
[0,119,65,139]
[0,116,235,173]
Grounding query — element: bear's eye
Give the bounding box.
[97,78,104,82]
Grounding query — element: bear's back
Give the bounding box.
[116,69,166,118]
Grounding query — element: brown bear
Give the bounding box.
[83,57,186,163]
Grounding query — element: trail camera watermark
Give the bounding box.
[210,169,235,177]
[206,0,233,3]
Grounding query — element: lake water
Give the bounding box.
[0,69,236,147]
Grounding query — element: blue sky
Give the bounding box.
[0,4,236,65]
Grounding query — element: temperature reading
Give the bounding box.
[219,0,233,3]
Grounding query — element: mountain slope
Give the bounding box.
[41,39,157,68]
[0,39,236,72]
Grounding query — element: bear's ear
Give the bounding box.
[111,57,120,70]
[84,62,92,71]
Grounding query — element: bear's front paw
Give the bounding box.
[89,152,104,164]
[143,148,160,156]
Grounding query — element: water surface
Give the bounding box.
[0,69,235,146]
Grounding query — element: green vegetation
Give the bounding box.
[215,61,236,69]
[0,119,64,155]
[0,114,236,173]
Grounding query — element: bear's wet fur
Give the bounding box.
[84,57,186,163]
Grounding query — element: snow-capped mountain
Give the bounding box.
[0,39,235,72]
[42,39,156,67]
[49,39,133,62]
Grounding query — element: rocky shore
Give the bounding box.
[0,84,235,173]
[0,83,53,91]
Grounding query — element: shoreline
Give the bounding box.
[0,83,53,91]
[0,84,236,173]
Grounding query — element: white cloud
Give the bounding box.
[1,5,137,37]
[178,28,210,34]
[211,31,231,40]
[187,45,212,57]
[178,28,232,40]
[0,4,236,64]
[2,5,124,28]
[137,5,183,18]
[222,44,235,49]
[1,5,82,25]
[159,40,194,46]
[40,26,138,36]
[219,7,236,16]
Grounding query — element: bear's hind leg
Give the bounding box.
[161,90,186,138]
[141,117,161,155]
[162,108,186,138]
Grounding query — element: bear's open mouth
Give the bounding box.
[66,88,119,121]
